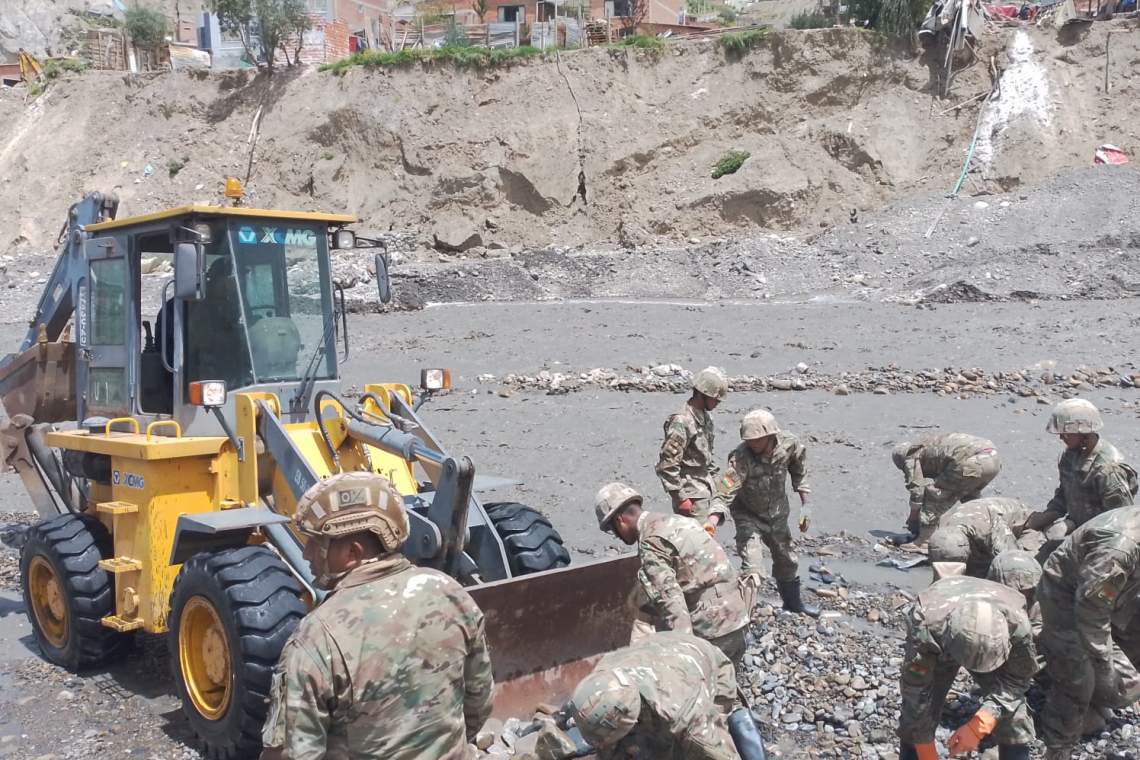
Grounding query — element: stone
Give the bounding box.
[432,213,484,252]
[832,384,850,395]
[534,721,578,760]
[56,690,73,701]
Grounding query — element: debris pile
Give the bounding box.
[492,363,1137,401]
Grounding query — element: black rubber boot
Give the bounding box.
[776,577,820,618]
[728,708,767,760]
[998,746,1031,760]
[899,744,919,760]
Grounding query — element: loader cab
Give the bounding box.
[81,206,365,435]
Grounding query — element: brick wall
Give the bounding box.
[293,14,351,65]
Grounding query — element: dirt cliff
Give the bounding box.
[1,22,1137,261]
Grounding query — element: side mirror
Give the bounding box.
[174,241,205,301]
[375,252,392,304]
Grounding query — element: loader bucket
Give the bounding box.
[468,554,640,719]
[0,334,76,424]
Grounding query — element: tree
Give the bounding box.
[620,0,648,35]
[207,0,312,69]
[472,0,489,23]
[124,5,171,49]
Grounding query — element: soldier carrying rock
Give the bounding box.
[1025,399,1137,547]
[928,497,1040,581]
[569,631,766,760]
[897,576,1038,760]
[261,472,494,760]
[892,432,1002,553]
[713,409,818,617]
[656,366,730,524]
[595,483,749,671]
[1037,506,1140,760]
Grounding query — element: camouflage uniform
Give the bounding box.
[1038,507,1140,752]
[714,432,810,582]
[928,498,1035,579]
[898,577,1039,749]
[635,511,749,669]
[262,473,494,760]
[1043,438,1137,530]
[657,403,724,523]
[894,433,1002,527]
[570,631,742,760]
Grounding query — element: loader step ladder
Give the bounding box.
[95,500,144,632]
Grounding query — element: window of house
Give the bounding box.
[605,0,631,16]
[498,5,525,22]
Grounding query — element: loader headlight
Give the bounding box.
[420,368,451,391]
[332,229,356,250]
[189,380,228,408]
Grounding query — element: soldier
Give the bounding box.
[897,576,1038,760]
[569,631,766,760]
[1025,399,1137,543]
[1037,507,1140,760]
[714,409,818,618]
[892,433,1002,553]
[657,366,730,523]
[261,472,494,760]
[595,483,749,670]
[928,497,1037,581]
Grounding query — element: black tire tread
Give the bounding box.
[485,502,571,575]
[170,545,306,760]
[20,513,129,669]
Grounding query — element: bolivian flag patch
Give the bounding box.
[717,470,741,495]
[907,662,928,678]
[1098,587,1118,605]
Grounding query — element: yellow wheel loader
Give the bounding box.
[0,185,638,759]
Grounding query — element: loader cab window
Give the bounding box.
[89,258,128,409]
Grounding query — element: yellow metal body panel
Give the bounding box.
[85,205,357,233]
[43,430,226,460]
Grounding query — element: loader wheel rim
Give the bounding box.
[28,556,69,649]
[179,596,232,720]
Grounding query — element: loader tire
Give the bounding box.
[20,513,131,670]
[169,546,306,760]
[485,502,571,575]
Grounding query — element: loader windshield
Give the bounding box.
[184,219,337,390]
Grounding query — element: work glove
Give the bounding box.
[677,499,694,516]
[947,710,996,756]
[798,516,810,533]
[914,743,940,760]
[704,522,717,537]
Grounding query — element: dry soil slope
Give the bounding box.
[0,23,1136,257]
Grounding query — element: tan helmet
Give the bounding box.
[294,471,409,552]
[595,482,642,531]
[570,670,641,748]
[692,366,729,400]
[1046,398,1103,435]
[987,550,1042,595]
[892,442,916,470]
[946,601,1010,673]
[741,409,780,440]
[928,527,970,564]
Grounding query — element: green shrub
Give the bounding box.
[167,158,186,176]
[712,151,750,179]
[789,11,831,28]
[616,33,664,50]
[320,44,543,74]
[718,28,770,55]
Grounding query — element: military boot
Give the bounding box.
[899,523,937,554]
[727,708,767,760]
[1043,747,1072,760]
[899,744,919,760]
[998,745,1031,760]
[776,577,820,618]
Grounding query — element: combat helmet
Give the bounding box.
[1046,398,1103,435]
[945,601,1011,673]
[741,409,780,440]
[294,472,408,588]
[928,527,970,565]
[692,367,729,401]
[987,550,1042,595]
[595,483,642,531]
[571,670,641,748]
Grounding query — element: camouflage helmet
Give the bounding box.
[946,601,1011,673]
[928,527,970,564]
[595,482,642,531]
[294,471,408,553]
[987,550,1042,595]
[570,670,641,748]
[892,442,917,470]
[1046,398,1103,435]
[692,367,729,400]
[741,409,780,440]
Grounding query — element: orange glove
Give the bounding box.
[798,516,810,533]
[704,522,716,536]
[915,743,939,760]
[677,499,694,515]
[947,710,996,756]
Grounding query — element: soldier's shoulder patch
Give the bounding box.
[906,661,929,678]
[717,470,742,494]
[1098,587,1118,605]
